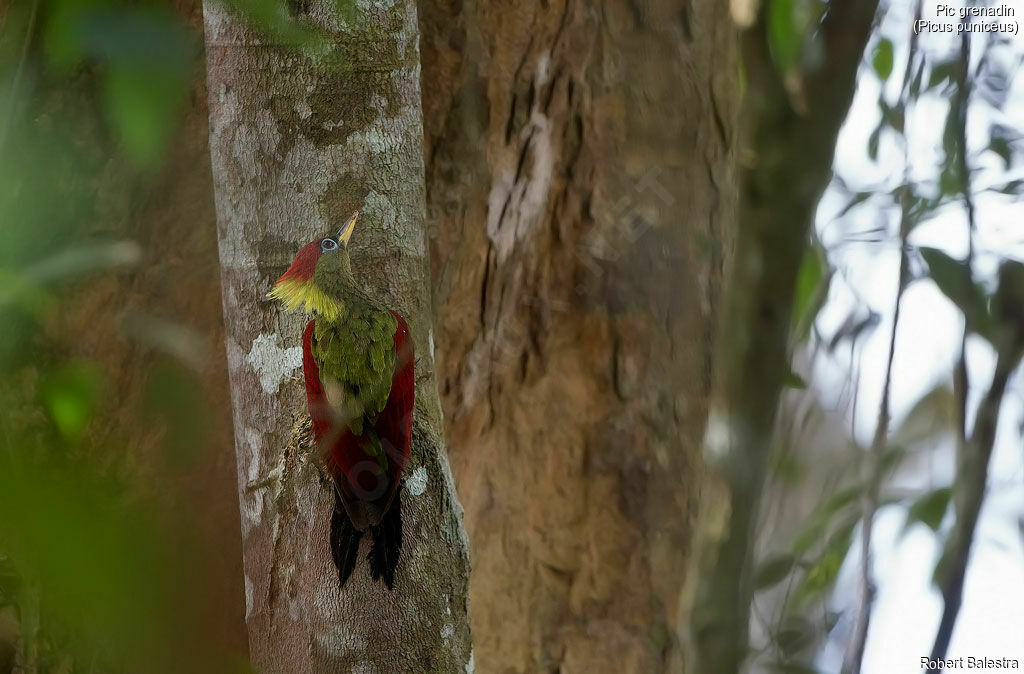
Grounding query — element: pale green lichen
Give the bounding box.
[405,466,428,496]
[247,333,303,395]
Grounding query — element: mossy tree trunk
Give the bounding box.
[418,2,737,671]
[689,4,879,673]
[203,1,472,671]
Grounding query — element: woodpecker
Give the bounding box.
[269,211,413,589]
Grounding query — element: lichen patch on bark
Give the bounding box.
[246,333,303,395]
[406,465,429,496]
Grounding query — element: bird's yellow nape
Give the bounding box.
[267,278,341,321]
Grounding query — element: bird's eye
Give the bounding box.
[321,238,339,252]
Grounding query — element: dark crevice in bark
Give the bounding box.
[479,246,493,331]
[505,93,518,144]
[514,129,536,183]
[679,2,694,43]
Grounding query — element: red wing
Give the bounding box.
[302,320,331,443]
[373,311,414,496]
[304,315,414,519]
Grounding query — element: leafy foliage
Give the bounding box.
[904,487,953,534]
[764,13,1024,673]
[0,0,258,670]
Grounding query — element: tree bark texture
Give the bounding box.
[203,2,472,671]
[419,2,737,671]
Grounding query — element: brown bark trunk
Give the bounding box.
[419,2,738,671]
[203,1,472,671]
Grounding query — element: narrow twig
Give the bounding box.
[842,188,910,674]
[843,4,921,670]
[928,350,1019,671]
[927,29,974,671]
[926,30,1008,671]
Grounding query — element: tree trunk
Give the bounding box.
[419,2,737,671]
[203,2,472,672]
[689,5,878,673]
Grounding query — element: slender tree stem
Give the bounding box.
[843,205,908,674]
[843,7,924,669]
[927,30,986,671]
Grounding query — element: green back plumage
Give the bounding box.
[303,242,400,469]
[311,297,395,432]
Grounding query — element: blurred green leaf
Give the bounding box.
[879,99,904,135]
[0,269,56,316]
[755,554,798,591]
[767,0,800,75]
[989,137,1013,169]
[928,60,959,91]
[904,487,952,534]
[40,362,105,441]
[879,444,909,474]
[775,615,816,656]
[918,246,993,338]
[43,0,105,69]
[0,456,173,669]
[103,65,186,165]
[770,449,804,484]
[872,38,894,81]
[783,370,807,390]
[792,504,869,606]
[938,166,960,197]
[41,4,196,165]
[994,260,1024,340]
[917,246,969,297]
[791,244,827,340]
[793,486,859,555]
[794,533,846,605]
[988,124,1018,169]
[78,9,194,76]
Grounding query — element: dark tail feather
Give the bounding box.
[330,489,362,588]
[368,489,403,589]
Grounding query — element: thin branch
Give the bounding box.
[842,185,910,674]
[926,31,1014,670]
[927,29,974,670]
[843,4,922,668]
[928,349,1019,671]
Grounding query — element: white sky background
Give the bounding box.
[805,1,1024,671]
